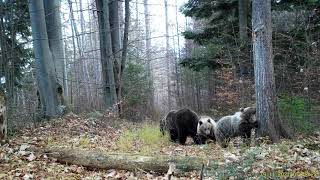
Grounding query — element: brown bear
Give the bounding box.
[214,107,258,148]
[197,115,217,143]
[160,108,205,145]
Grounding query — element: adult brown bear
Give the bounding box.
[160,108,205,145]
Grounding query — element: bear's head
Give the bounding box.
[240,107,257,124]
[239,107,258,129]
[197,116,215,137]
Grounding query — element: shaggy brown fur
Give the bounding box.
[214,107,257,148]
[197,116,216,142]
[160,108,205,145]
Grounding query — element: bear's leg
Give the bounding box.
[169,129,178,142]
[177,128,187,145]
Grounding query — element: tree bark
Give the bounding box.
[118,0,130,115]
[43,0,68,101]
[96,0,118,109]
[0,89,6,141]
[252,0,291,142]
[79,0,92,108]
[41,147,216,175]
[164,0,172,110]
[109,0,121,110]
[144,0,154,110]
[29,0,61,118]
[174,0,182,107]
[67,0,80,107]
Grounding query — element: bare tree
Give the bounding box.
[109,0,121,107]
[43,0,67,103]
[143,0,154,110]
[96,0,118,109]
[118,0,130,114]
[174,0,181,107]
[164,0,172,110]
[29,0,61,117]
[252,0,290,142]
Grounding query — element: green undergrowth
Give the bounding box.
[116,122,171,154]
[278,95,317,134]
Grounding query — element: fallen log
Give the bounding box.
[41,147,218,175]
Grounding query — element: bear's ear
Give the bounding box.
[199,121,203,125]
[207,119,211,123]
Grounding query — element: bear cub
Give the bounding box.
[214,107,258,148]
[197,115,216,143]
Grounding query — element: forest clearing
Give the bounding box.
[0,112,320,179]
[1,0,320,179]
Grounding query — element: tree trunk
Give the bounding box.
[144,0,154,111]
[118,0,130,115]
[164,0,172,110]
[0,2,10,136]
[41,147,219,176]
[0,89,6,141]
[29,0,61,118]
[79,0,92,108]
[43,0,68,103]
[67,0,80,108]
[174,0,181,107]
[252,0,291,142]
[96,0,118,109]
[109,0,121,110]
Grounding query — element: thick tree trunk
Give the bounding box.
[96,0,118,109]
[252,0,291,142]
[109,0,121,111]
[29,0,61,118]
[41,147,217,175]
[43,0,68,101]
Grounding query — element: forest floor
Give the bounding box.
[0,112,320,179]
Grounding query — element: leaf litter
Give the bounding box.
[0,112,319,179]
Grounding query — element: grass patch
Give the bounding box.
[116,122,170,154]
